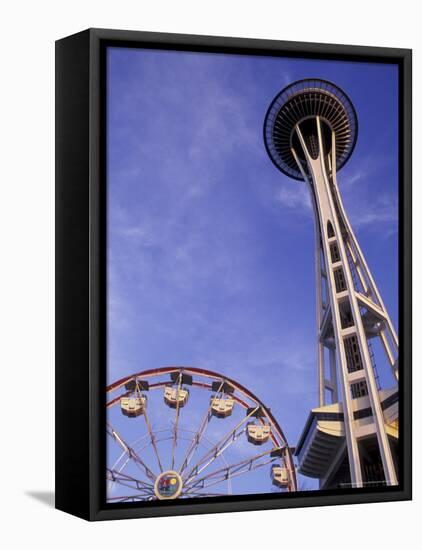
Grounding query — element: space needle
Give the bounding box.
[264,79,399,489]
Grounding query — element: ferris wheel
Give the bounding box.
[106,366,297,502]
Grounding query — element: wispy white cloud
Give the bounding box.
[274,182,312,213]
[269,154,398,235]
[348,194,398,229]
[340,156,398,232]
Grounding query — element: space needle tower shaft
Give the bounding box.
[264,80,399,488]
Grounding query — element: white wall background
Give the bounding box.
[0,1,419,547]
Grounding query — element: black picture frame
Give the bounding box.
[55,28,412,521]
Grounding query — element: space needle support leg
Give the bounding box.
[291,147,328,408]
[316,246,326,407]
[265,80,399,489]
[315,206,327,407]
[313,118,396,486]
[295,121,364,487]
[334,187,399,351]
[327,127,397,486]
[330,165,399,382]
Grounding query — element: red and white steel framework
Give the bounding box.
[106,366,297,501]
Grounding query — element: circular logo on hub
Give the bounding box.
[154,470,183,500]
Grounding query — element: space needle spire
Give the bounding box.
[264,79,399,488]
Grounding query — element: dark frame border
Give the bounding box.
[55,28,412,521]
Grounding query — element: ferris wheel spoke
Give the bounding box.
[178,380,224,475]
[171,372,183,470]
[183,406,260,485]
[107,423,156,482]
[132,380,164,473]
[183,447,282,494]
[186,458,276,493]
[142,406,164,473]
[107,468,154,492]
[183,427,247,486]
[178,412,212,475]
[107,494,154,503]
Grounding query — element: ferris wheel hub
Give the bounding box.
[154,470,183,500]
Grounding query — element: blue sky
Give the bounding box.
[106,47,398,496]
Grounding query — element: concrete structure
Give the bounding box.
[264,79,399,488]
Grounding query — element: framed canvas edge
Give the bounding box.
[56,28,412,522]
[56,29,92,521]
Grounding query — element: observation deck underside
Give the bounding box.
[295,388,398,482]
[263,78,357,180]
